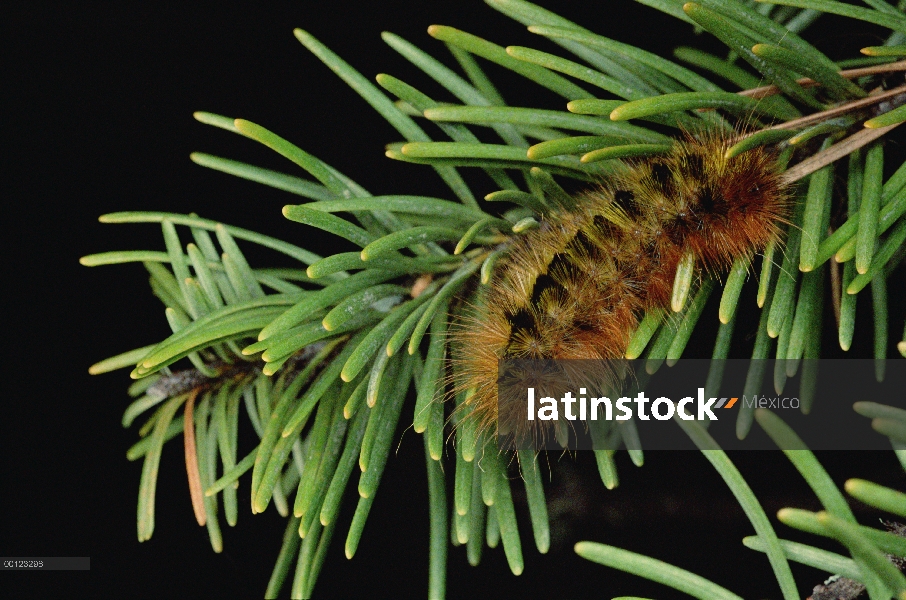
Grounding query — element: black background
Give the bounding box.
[6,1,905,599]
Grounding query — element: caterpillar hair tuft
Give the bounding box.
[452,129,790,445]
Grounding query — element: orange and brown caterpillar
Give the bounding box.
[454,131,789,441]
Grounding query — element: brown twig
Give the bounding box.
[723,85,905,149]
[782,121,902,183]
[769,85,906,132]
[738,60,906,99]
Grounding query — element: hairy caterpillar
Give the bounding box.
[454,130,789,443]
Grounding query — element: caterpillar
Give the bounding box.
[453,130,789,445]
